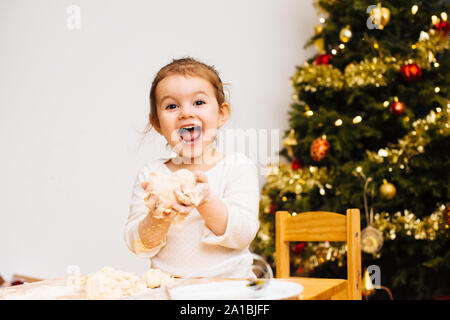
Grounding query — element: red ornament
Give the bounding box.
[291,157,303,170]
[435,21,450,37]
[269,202,278,214]
[400,63,422,82]
[389,101,406,115]
[314,54,332,65]
[310,137,329,162]
[296,266,304,274]
[293,242,307,254]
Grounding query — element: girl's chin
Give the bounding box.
[175,142,204,159]
[172,140,217,163]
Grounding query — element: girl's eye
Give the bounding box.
[166,104,178,110]
[195,100,205,106]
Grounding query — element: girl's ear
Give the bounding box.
[218,102,230,128]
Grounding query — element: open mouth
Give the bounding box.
[178,126,202,146]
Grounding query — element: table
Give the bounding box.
[284,277,347,300]
[0,276,348,300]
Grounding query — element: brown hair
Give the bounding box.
[144,57,229,135]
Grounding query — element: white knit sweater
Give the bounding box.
[124,152,260,278]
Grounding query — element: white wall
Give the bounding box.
[0,0,318,280]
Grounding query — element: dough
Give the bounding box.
[144,169,202,219]
[82,267,173,300]
[83,267,147,300]
[1,267,174,300]
[141,268,174,289]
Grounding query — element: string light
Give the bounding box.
[378,149,388,157]
[334,119,343,126]
[436,107,442,113]
[353,115,362,124]
[435,87,440,93]
[411,5,419,15]
[434,62,440,68]
[331,49,337,55]
[319,17,326,23]
[383,101,390,108]
[441,12,448,21]
[431,15,440,25]
[309,166,318,173]
[339,43,345,49]
[373,42,379,49]
[305,110,314,117]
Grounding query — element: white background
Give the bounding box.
[0,0,318,280]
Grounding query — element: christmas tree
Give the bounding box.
[251,0,449,299]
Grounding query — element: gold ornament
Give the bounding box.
[362,268,376,298]
[339,25,352,43]
[361,226,384,254]
[265,163,279,176]
[379,180,396,200]
[293,62,344,92]
[283,129,298,158]
[370,3,391,30]
[344,57,390,88]
[314,25,325,53]
[373,204,448,241]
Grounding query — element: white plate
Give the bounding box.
[167,279,303,300]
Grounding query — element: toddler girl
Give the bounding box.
[124,57,260,278]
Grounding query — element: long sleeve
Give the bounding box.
[201,156,260,250]
[124,163,166,259]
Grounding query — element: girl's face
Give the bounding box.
[155,74,229,162]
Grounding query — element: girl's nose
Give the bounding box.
[179,104,195,118]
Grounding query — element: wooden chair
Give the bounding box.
[275,209,361,300]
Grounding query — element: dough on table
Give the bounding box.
[144,169,202,219]
[141,268,174,289]
[82,267,173,300]
[83,267,147,300]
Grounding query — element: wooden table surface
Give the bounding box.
[283,277,347,300]
[0,276,348,300]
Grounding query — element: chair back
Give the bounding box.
[275,209,361,300]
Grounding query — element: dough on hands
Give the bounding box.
[144,169,202,218]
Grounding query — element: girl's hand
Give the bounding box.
[192,170,212,206]
[173,170,211,207]
[142,182,193,220]
[142,182,157,212]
